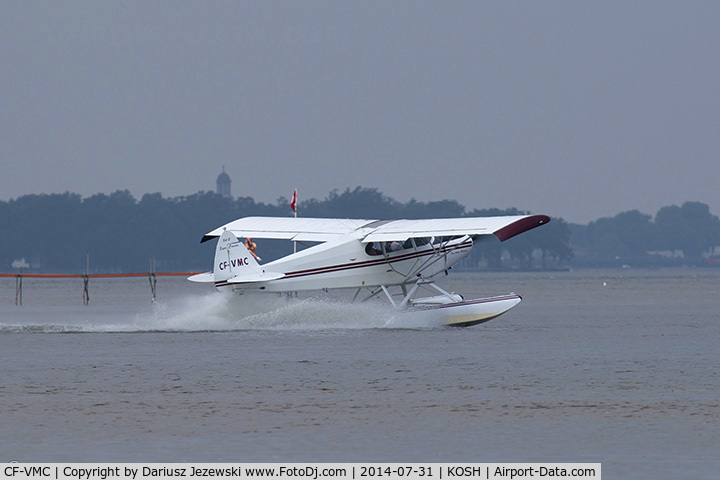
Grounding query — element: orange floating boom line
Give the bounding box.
[0,273,78,278]
[0,272,203,278]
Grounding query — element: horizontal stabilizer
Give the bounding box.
[188,272,215,283]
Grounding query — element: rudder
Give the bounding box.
[213,229,261,282]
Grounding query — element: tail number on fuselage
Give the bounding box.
[218,257,249,270]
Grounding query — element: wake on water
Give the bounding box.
[0,292,445,333]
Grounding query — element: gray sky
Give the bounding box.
[2,1,718,223]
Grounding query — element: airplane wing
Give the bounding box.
[201,216,377,243]
[361,215,551,243]
[202,215,550,244]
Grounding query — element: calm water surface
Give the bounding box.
[1,270,718,479]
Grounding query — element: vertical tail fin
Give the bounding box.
[188,230,271,284]
[212,230,282,284]
[213,229,257,282]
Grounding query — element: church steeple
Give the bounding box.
[216,166,231,198]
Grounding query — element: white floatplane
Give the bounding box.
[189,215,550,326]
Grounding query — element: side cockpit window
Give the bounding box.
[413,237,431,247]
[365,237,439,256]
[365,242,382,256]
[365,241,411,256]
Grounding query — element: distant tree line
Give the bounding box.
[0,187,717,273]
[569,201,720,267]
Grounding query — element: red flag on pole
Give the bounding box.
[290,189,297,212]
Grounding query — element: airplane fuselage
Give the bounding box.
[218,233,473,294]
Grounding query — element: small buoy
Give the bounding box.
[603,281,607,287]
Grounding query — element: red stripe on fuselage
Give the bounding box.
[281,240,472,279]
